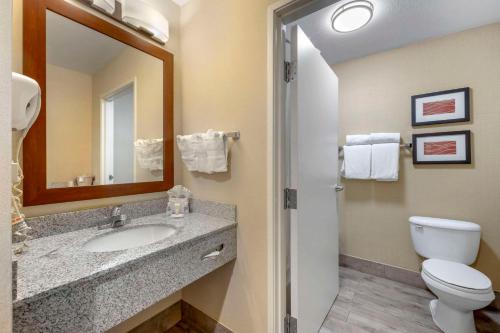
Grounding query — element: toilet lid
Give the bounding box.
[422,259,492,290]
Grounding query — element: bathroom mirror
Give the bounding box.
[23,0,174,205]
[46,10,164,188]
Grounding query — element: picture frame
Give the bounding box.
[412,131,471,164]
[411,87,470,126]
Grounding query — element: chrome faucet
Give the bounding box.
[97,205,128,229]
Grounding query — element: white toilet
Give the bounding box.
[409,216,495,333]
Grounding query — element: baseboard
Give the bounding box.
[491,291,500,311]
[126,300,233,333]
[180,301,233,333]
[339,254,427,289]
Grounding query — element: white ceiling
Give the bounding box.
[297,0,500,65]
[46,10,126,74]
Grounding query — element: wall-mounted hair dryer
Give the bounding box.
[11,72,41,186]
[11,73,41,246]
[12,72,41,132]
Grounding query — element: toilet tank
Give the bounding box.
[409,216,481,265]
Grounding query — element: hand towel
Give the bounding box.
[192,133,209,173]
[202,129,228,174]
[371,143,399,181]
[346,134,371,146]
[341,145,371,179]
[176,134,198,171]
[177,130,228,174]
[369,133,400,144]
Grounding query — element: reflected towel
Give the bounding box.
[134,138,163,171]
[371,143,399,181]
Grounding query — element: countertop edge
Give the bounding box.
[13,222,237,307]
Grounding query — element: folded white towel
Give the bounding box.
[370,133,400,144]
[203,129,228,174]
[177,130,228,174]
[134,138,164,171]
[346,134,371,146]
[371,143,399,181]
[192,133,208,173]
[341,145,371,180]
[176,134,198,171]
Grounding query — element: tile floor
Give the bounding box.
[166,266,499,333]
[319,267,500,333]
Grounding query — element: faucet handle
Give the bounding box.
[110,205,122,216]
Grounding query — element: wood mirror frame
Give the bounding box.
[23,0,174,206]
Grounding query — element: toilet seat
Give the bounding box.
[422,259,492,294]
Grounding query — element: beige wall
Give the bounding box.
[12,0,183,217]
[0,0,13,331]
[91,47,164,184]
[179,0,276,332]
[46,64,93,185]
[333,23,500,291]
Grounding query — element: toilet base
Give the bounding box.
[429,299,477,333]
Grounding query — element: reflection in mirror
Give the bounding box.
[45,10,164,188]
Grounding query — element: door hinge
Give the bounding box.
[284,188,297,210]
[284,314,297,333]
[284,61,296,83]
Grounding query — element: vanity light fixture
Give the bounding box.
[121,0,170,43]
[90,0,115,15]
[331,0,374,33]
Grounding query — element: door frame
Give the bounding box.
[101,96,115,184]
[99,78,138,185]
[266,1,342,332]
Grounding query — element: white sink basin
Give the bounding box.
[83,224,176,253]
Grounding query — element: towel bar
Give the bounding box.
[224,131,240,140]
[338,142,412,153]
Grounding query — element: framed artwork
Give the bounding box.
[412,131,471,164]
[412,87,470,126]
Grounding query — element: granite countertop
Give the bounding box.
[13,212,236,306]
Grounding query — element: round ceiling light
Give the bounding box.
[331,0,374,33]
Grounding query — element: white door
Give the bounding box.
[100,84,135,185]
[110,85,135,184]
[289,25,339,333]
